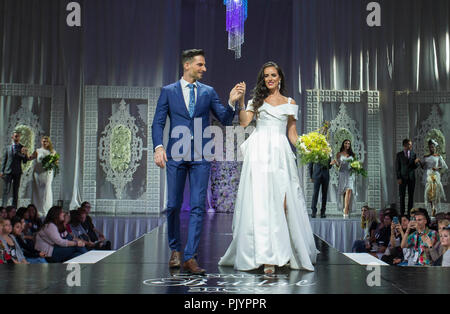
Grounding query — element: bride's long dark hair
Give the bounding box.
[251,61,287,115]
[339,139,355,158]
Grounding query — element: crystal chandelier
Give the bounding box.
[224,0,248,59]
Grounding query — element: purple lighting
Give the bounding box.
[224,0,248,59]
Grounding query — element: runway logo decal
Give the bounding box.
[66,263,81,287]
[143,273,316,293]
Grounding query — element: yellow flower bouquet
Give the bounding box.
[296,131,332,167]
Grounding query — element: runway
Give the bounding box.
[0,212,448,294]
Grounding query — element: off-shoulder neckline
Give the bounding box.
[263,99,296,108]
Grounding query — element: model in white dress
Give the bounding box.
[422,154,448,215]
[218,98,318,272]
[31,137,55,216]
[336,155,357,216]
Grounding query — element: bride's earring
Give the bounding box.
[278,81,281,90]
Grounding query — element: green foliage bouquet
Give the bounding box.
[42,153,60,176]
[349,158,367,177]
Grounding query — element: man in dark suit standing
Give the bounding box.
[1,131,30,208]
[396,139,421,216]
[309,158,336,218]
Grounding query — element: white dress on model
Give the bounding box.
[336,155,357,213]
[218,98,318,272]
[31,148,54,215]
[422,154,448,213]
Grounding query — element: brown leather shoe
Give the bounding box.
[169,251,181,268]
[182,258,206,275]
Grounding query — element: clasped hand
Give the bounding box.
[229,82,246,104]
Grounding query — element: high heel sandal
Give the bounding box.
[264,265,275,275]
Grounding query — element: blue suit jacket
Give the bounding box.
[151,81,236,161]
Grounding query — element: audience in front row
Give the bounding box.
[0,217,28,264]
[401,208,439,266]
[353,206,449,267]
[10,217,47,264]
[1,201,113,264]
[34,206,87,263]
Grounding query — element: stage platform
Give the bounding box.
[91,213,362,252]
[0,212,448,295]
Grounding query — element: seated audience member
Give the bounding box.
[61,212,73,240]
[401,208,439,266]
[423,219,450,266]
[35,206,87,263]
[382,215,409,265]
[15,207,33,241]
[1,240,13,264]
[80,203,111,250]
[372,213,392,258]
[26,204,42,235]
[0,207,7,219]
[80,202,106,239]
[16,207,28,219]
[70,210,96,250]
[0,218,28,264]
[79,208,111,250]
[383,207,398,220]
[439,225,450,267]
[10,217,47,264]
[352,206,379,253]
[6,206,16,219]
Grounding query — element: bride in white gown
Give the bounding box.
[219,62,318,274]
[31,136,55,215]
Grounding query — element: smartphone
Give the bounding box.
[393,216,399,225]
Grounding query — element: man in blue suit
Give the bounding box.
[151,49,245,274]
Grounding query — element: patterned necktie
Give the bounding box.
[187,83,196,118]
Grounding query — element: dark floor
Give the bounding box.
[0,212,448,294]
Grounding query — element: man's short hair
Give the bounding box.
[414,208,430,225]
[403,139,411,146]
[181,49,205,66]
[81,201,90,208]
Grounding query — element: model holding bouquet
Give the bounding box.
[219,61,318,274]
[30,136,59,216]
[336,139,357,218]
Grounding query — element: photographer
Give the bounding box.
[382,215,409,265]
[401,208,439,266]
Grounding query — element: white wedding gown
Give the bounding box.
[31,148,54,215]
[219,98,318,272]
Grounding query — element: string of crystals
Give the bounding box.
[224,0,248,59]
